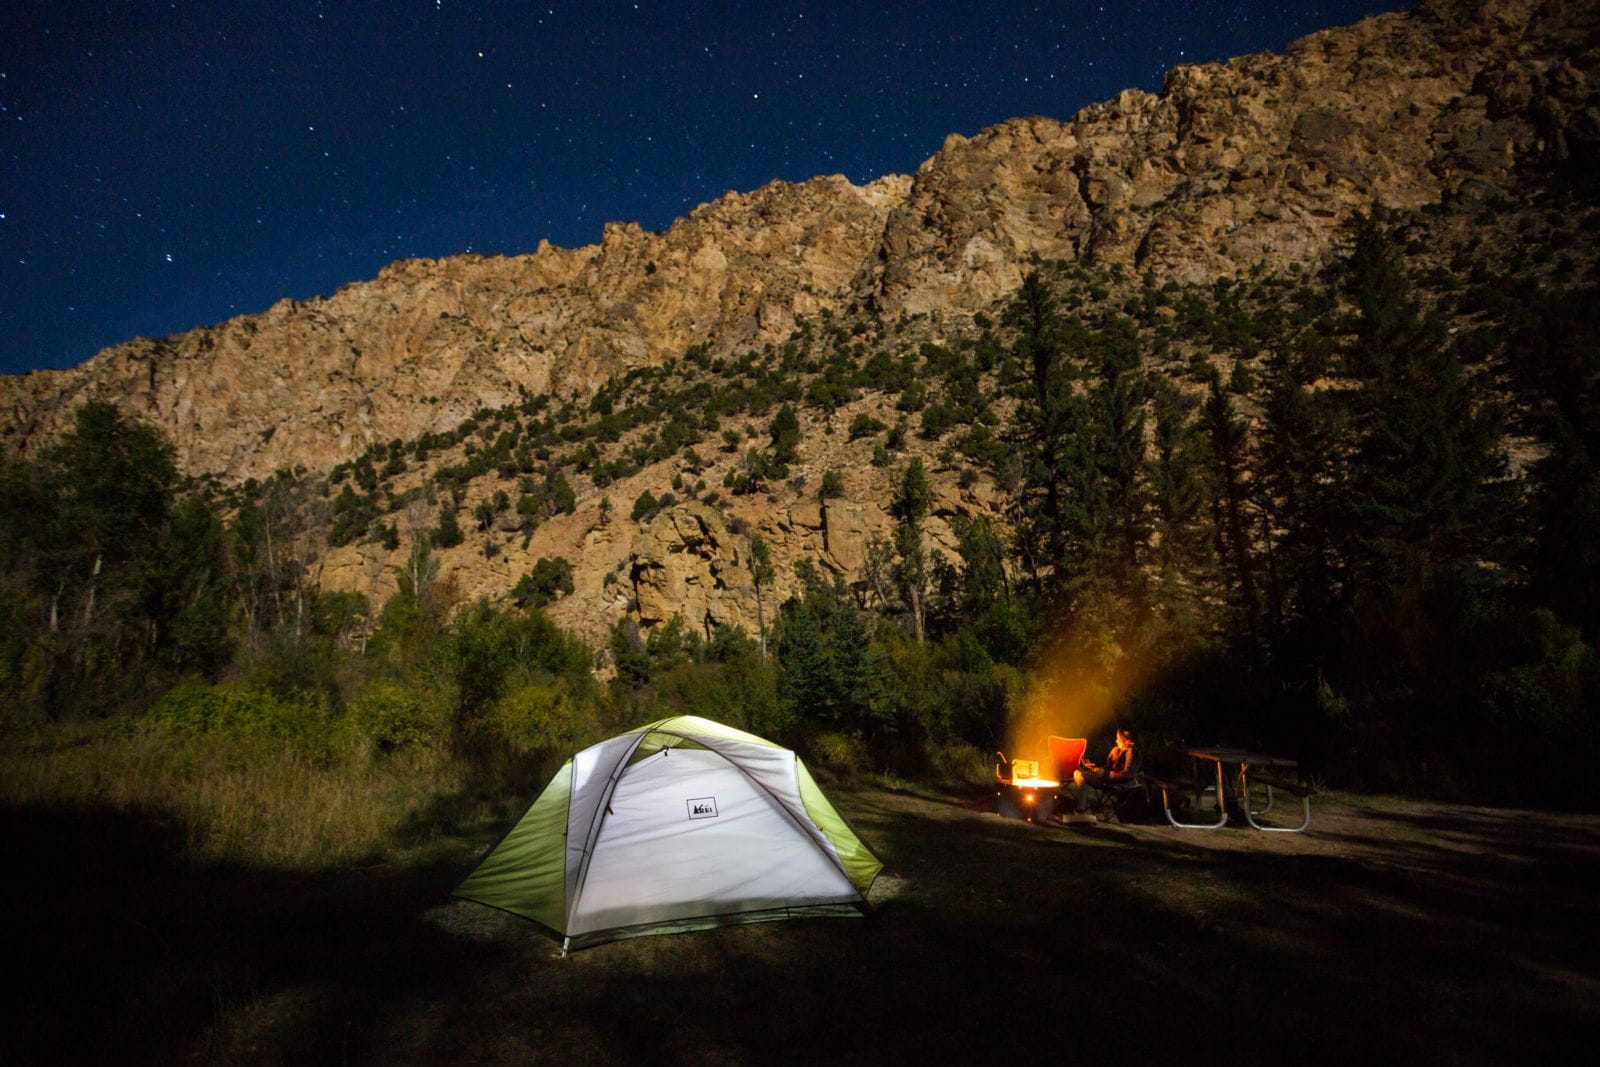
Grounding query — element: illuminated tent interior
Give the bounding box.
[454,715,882,953]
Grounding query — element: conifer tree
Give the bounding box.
[1147,380,1215,640]
[1506,287,1600,636]
[1006,271,1070,593]
[1333,212,1508,598]
[892,458,932,642]
[1203,375,1264,654]
[749,533,774,658]
[769,403,801,466]
[1256,344,1344,639]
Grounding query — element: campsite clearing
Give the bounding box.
[4,785,1596,1063]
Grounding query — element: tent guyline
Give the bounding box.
[453,715,883,953]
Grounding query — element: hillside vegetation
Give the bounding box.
[4,208,1598,823]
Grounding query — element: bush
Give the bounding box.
[848,413,886,441]
[806,731,868,778]
[512,557,575,609]
[490,677,597,760]
[927,740,990,788]
[147,681,340,759]
[346,681,451,755]
[434,508,464,548]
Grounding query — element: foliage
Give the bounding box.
[512,557,575,609]
[148,680,343,761]
[4,204,1597,807]
[346,680,452,754]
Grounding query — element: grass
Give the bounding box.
[0,727,496,867]
[3,735,1598,1064]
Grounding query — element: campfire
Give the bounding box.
[994,737,1086,824]
[994,756,1061,823]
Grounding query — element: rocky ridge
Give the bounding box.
[5,0,1593,483]
[3,0,1596,644]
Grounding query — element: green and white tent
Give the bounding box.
[453,715,882,953]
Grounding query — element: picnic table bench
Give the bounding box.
[1154,747,1313,832]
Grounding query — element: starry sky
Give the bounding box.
[0,0,1402,377]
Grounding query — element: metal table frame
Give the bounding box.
[1160,748,1311,832]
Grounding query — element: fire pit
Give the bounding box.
[994,757,1061,823]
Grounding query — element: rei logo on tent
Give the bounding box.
[686,796,719,820]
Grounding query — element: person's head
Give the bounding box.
[1116,728,1135,748]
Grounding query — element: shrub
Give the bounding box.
[926,740,990,788]
[512,556,575,609]
[848,413,887,441]
[490,677,597,759]
[147,681,339,759]
[897,381,927,412]
[820,470,845,499]
[434,507,464,548]
[806,731,868,778]
[346,681,452,755]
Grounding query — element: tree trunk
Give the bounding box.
[755,584,767,659]
[81,552,102,628]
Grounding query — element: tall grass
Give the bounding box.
[0,724,484,867]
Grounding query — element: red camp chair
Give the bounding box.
[1048,736,1087,781]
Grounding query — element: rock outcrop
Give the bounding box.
[5,1,1595,486]
[2,0,1596,643]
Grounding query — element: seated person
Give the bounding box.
[1067,728,1137,821]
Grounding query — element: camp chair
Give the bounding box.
[1047,736,1087,782]
[1078,750,1151,822]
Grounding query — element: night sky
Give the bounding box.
[0,1,1401,377]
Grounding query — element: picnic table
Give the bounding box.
[1158,747,1312,832]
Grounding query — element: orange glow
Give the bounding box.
[1010,776,1060,789]
[1006,618,1157,768]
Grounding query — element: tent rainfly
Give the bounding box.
[453,715,882,953]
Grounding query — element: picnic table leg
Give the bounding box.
[1162,760,1228,830]
[1239,767,1311,832]
[1249,783,1275,816]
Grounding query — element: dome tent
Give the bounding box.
[453,715,882,953]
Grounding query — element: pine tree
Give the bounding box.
[1334,212,1508,597]
[1147,380,1216,640]
[1203,375,1264,653]
[1256,344,1345,639]
[749,533,774,658]
[1508,287,1600,636]
[769,403,801,465]
[892,458,932,642]
[1006,271,1071,594]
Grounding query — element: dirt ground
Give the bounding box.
[5,785,1597,1064]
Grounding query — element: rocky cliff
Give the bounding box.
[3,0,1596,643]
[5,0,1594,483]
